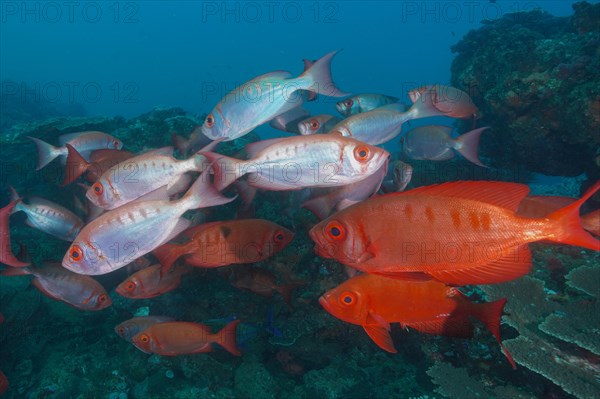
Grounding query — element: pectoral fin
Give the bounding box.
[363,311,396,353]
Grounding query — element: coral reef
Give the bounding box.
[450,2,600,177]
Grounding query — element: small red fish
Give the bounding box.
[116,264,191,299]
[131,320,241,356]
[153,219,294,272]
[310,180,600,285]
[226,266,304,306]
[0,370,7,396]
[115,316,175,342]
[0,200,29,267]
[409,85,478,120]
[319,273,515,369]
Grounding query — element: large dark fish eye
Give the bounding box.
[273,230,285,243]
[98,294,107,303]
[310,119,320,130]
[140,334,149,343]
[339,291,357,306]
[325,221,345,240]
[345,99,353,108]
[126,281,136,291]
[353,145,370,162]
[205,114,215,128]
[92,182,104,195]
[70,245,84,262]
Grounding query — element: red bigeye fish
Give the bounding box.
[328,99,445,145]
[116,264,191,299]
[402,126,489,167]
[63,145,135,186]
[336,93,400,116]
[517,195,600,236]
[0,200,30,267]
[9,187,84,241]
[86,145,215,210]
[319,273,515,369]
[226,265,304,307]
[309,180,600,285]
[302,160,388,220]
[201,50,348,142]
[297,114,342,135]
[131,320,241,356]
[28,131,123,170]
[202,134,389,191]
[269,106,311,135]
[62,170,236,276]
[153,219,294,273]
[0,263,111,311]
[114,316,175,342]
[409,85,479,120]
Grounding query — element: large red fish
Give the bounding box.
[131,320,241,356]
[115,316,175,342]
[0,200,29,267]
[153,219,294,272]
[310,181,600,285]
[319,273,515,368]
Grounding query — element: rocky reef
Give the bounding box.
[450,1,600,178]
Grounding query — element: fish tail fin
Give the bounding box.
[0,201,30,267]
[476,298,516,370]
[153,243,185,275]
[277,282,304,307]
[214,319,242,356]
[181,167,237,210]
[8,186,21,203]
[190,139,223,171]
[453,127,489,168]
[172,132,190,156]
[406,91,447,120]
[63,144,91,186]
[199,152,245,191]
[28,136,61,170]
[302,195,335,220]
[546,180,600,251]
[232,180,257,213]
[300,50,349,97]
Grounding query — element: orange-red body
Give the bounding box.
[154,219,293,272]
[116,264,191,299]
[310,181,600,285]
[131,320,241,356]
[319,273,515,368]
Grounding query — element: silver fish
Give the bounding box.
[297,114,342,135]
[87,146,207,210]
[202,133,389,191]
[10,188,84,241]
[62,170,235,275]
[201,50,348,141]
[336,93,400,116]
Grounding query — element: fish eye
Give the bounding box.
[126,281,136,291]
[69,245,84,262]
[353,145,370,162]
[310,119,320,130]
[339,291,357,306]
[92,182,104,195]
[140,334,149,343]
[117,326,125,335]
[98,294,107,303]
[273,230,286,243]
[325,221,345,240]
[205,114,215,128]
[345,99,353,108]
[112,139,120,148]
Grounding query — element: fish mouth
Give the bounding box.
[318,296,331,312]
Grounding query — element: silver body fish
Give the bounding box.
[202,134,390,191]
[63,170,235,275]
[11,191,84,241]
[87,147,206,210]
[336,93,400,116]
[297,114,342,135]
[201,50,348,141]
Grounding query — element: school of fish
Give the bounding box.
[1,51,599,393]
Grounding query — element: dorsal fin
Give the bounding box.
[401,181,530,211]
